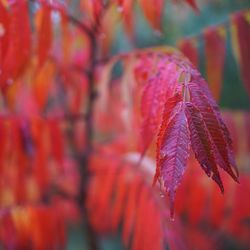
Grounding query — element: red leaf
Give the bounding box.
[111,166,128,230]
[90,159,119,230]
[231,11,250,98]
[222,112,239,155]
[157,102,190,217]
[244,113,250,153]
[0,0,31,90]
[88,152,166,249]
[122,175,141,246]
[81,0,103,24]
[184,102,224,192]
[204,26,226,101]
[117,0,135,38]
[37,5,52,67]
[131,186,149,250]
[191,72,236,162]
[0,119,7,174]
[49,119,64,167]
[178,38,199,67]
[184,0,199,12]
[0,2,9,65]
[140,62,179,154]
[14,1,31,65]
[188,82,239,181]
[31,118,49,191]
[154,93,182,185]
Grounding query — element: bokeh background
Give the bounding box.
[0,0,249,249]
[68,0,250,249]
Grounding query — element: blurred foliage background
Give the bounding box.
[69,0,250,249]
[112,0,250,110]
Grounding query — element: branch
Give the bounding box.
[67,14,94,39]
[29,0,94,38]
[77,24,100,250]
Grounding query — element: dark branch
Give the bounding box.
[67,15,94,39]
[29,0,94,38]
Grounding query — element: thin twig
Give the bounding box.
[29,0,94,38]
[67,14,94,39]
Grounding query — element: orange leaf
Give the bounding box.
[138,0,164,31]
[36,5,52,67]
[231,10,250,98]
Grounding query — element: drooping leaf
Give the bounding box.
[0,206,66,249]
[184,101,224,192]
[157,102,190,217]
[0,119,7,175]
[131,186,149,250]
[0,0,31,90]
[191,72,237,166]
[14,0,31,65]
[154,93,182,185]
[111,166,129,230]
[166,123,249,231]
[0,2,9,67]
[140,61,179,154]
[122,175,141,246]
[87,152,168,250]
[48,119,64,167]
[88,157,120,231]
[36,5,52,67]
[32,61,55,110]
[204,26,226,101]
[60,12,71,63]
[178,38,199,67]
[99,4,120,55]
[244,112,250,153]
[96,59,116,113]
[31,118,50,191]
[231,10,250,98]
[222,111,239,155]
[116,0,135,38]
[188,82,239,181]
[138,0,164,31]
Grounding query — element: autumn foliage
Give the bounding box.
[0,0,250,249]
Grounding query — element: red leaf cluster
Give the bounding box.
[178,10,250,101]
[131,51,239,216]
[0,1,245,249]
[87,151,185,250]
[231,10,250,99]
[0,206,65,249]
[0,1,31,91]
